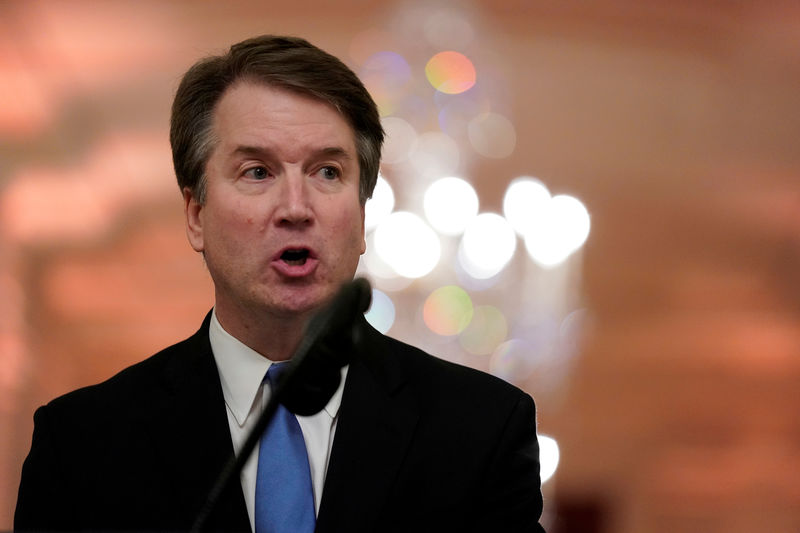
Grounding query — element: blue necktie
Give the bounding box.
[255,363,315,533]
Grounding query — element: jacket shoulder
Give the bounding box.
[365,326,533,411]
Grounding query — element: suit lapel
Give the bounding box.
[316,322,419,533]
[146,313,251,531]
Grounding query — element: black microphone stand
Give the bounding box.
[191,278,371,532]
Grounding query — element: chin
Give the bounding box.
[268,287,331,317]
[261,275,353,316]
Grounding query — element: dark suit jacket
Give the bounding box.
[16,313,545,532]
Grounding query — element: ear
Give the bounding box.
[359,203,367,255]
[183,187,205,253]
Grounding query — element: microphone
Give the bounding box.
[191,277,372,532]
[279,276,372,415]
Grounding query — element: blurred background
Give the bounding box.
[2,1,799,531]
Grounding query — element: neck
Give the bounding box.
[214,302,313,361]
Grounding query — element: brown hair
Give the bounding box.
[170,35,384,205]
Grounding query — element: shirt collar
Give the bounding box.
[209,309,347,426]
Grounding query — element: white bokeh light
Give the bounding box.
[409,131,460,179]
[364,288,396,334]
[551,195,591,251]
[525,194,591,268]
[365,174,394,232]
[423,177,479,236]
[538,435,560,483]
[363,233,398,279]
[381,117,418,164]
[423,9,475,50]
[374,211,441,278]
[468,112,517,159]
[458,213,516,279]
[503,177,551,236]
[360,242,414,291]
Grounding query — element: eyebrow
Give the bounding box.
[230,145,352,161]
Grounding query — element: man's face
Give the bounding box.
[184,81,366,322]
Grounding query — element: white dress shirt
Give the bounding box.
[209,310,347,533]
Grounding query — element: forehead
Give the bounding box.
[211,81,356,151]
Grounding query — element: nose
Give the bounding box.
[274,173,313,227]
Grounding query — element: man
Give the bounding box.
[15,35,546,532]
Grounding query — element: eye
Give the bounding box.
[244,166,269,180]
[318,166,340,180]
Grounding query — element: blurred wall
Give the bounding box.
[2,1,799,532]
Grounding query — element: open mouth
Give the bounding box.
[280,248,310,266]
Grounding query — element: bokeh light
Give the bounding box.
[362,233,398,279]
[560,307,589,356]
[423,177,479,236]
[503,177,551,236]
[551,195,591,251]
[374,211,441,278]
[394,94,435,128]
[525,194,591,268]
[359,51,412,115]
[454,261,503,292]
[468,112,517,158]
[489,339,537,384]
[423,9,475,50]
[410,131,460,179]
[425,51,476,95]
[437,95,484,139]
[538,435,560,483]
[359,240,414,292]
[365,174,394,232]
[364,288,396,334]
[459,305,508,355]
[458,213,517,279]
[423,285,474,336]
[381,116,418,164]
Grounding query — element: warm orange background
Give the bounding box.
[2,2,799,532]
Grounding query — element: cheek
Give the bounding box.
[327,205,365,251]
[225,197,260,226]
[342,206,366,237]
[206,199,262,248]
